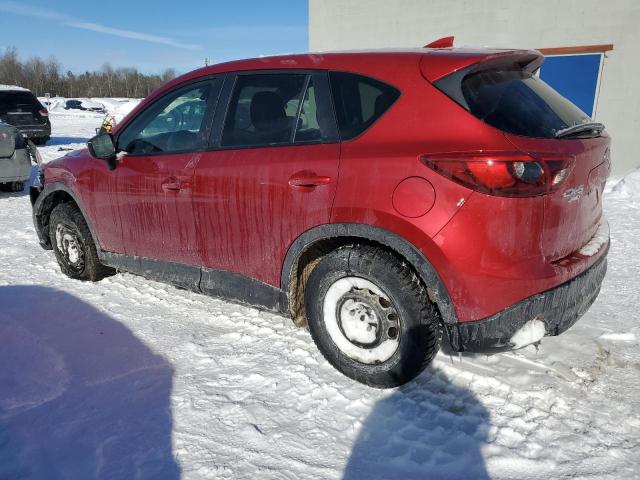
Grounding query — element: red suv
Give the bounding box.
[31,47,610,387]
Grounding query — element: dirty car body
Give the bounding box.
[30,47,610,386]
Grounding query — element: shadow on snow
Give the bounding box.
[343,342,490,480]
[0,285,180,479]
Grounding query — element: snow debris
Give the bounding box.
[599,332,637,342]
[611,167,640,197]
[578,217,610,256]
[510,318,546,349]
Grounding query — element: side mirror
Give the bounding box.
[87,133,117,170]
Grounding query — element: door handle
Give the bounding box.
[288,174,332,188]
[161,179,181,191]
[161,177,190,192]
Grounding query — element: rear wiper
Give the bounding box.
[554,122,605,138]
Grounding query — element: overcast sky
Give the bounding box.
[0,0,308,73]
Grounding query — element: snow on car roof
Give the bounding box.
[0,84,30,92]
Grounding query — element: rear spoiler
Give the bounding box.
[426,50,545,111]
[420,49,544,83]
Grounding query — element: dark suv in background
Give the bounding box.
[0,86,51,145]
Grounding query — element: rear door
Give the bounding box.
[193,71,340,286]
[113,78,221,266]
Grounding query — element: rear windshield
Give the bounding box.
[458,69,590,138]
[0,91,41,112]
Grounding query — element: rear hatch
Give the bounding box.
[0,90,47,127]
[430,51,610,260]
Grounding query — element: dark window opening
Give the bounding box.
[329,72,400,141]
[0,91,42,112]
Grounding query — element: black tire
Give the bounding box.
[11,181,24,192]
[305,244,440,388]
[49,202,115,281]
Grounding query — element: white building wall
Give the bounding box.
[309,0,640,176]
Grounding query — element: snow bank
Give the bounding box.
[610,167,640,197]
[39,96,141,123]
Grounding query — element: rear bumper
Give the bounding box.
[445,243,608,352]
[15,123,51,139]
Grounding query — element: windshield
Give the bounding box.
[460,69,592,139]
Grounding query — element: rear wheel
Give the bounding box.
[10,181,24,192]
[304,244,440,388]
[49,203,115,281]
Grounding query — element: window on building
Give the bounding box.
[538,53,603,117]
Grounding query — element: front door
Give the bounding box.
[113,79,220,266]
[193,71,340,287]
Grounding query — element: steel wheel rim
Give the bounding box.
[55,223,85,273]
[323,276,400,364]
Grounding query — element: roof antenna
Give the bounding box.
[424,36,454,49]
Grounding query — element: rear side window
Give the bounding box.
[222,74,307,147]
[0,91,42,112]
[458,69,590,138]
[329,72,400,141]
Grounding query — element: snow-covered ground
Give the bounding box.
[39,96,141,124]
[1,113,639,479]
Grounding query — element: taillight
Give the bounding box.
[420,152,574,197]
[39,108,49,117]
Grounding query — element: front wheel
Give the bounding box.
[304,245,441,388]
[49,203,115,281]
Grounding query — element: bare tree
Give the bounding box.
[0,47,179,98]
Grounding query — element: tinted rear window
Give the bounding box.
[329,72,400,141]
[459,69,589,138]
[0,91,41,111]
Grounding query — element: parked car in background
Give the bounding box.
[0,121,37,192]
[0,85,50,145]
[65,99,106,114]
[31,47,610,387]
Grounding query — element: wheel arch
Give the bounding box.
[281,223,457,327]
[33,182,101,250]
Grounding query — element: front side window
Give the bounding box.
[118,82,214,155]
[329,72,401,141]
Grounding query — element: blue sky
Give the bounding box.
[0,0,308,74]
